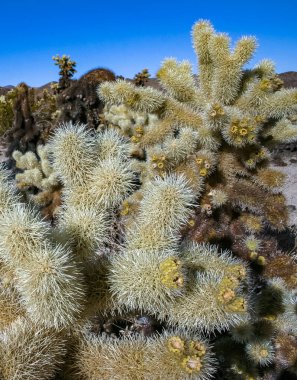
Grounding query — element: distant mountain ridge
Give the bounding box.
[0,82,57,96]
[1,72,297,95]
[278,71,297,88]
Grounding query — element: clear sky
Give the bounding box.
[1,0,296,87]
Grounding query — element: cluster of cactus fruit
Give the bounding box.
[0,19,297,379]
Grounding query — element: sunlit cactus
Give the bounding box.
[96,19,297,377]
[109,248,185,313]
[0,317,66,380]
[12,145,62,220]
[0,164,20,215]
[77,329,217,380]
[16,242,86,328]
[50,122,97,188]
[126,174,196,250]
[52,54,77,92]
[0,18,296,380]
[165,270,249,333]
[99,19,297,241]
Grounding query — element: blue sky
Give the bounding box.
[1,0,296,87]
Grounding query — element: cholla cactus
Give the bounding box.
[77,329,217,379]
[96,19,297,377]
[53,54,77,92]
[98,20,297,264]
[0,20,296,380]
[0,317,66,380]
[133,68,150,87]
[12,144,62,220]
[0,123,241,379]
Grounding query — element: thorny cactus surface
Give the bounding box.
[99,20,297,268]
[12,145,62,221]
[0,20,296,380]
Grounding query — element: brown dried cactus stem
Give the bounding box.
[5,83,40,159]
[56,68,116,129]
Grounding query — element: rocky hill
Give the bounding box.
[279,71,297,88]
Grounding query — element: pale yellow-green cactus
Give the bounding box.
[0,165,20,215]
[0,204,50,267]
[0,164,86,329]
[12,145,61,217]
[57,205,109,260]
[77,329,217,380]
[1,19,296,380]
[16,242,85,328]
[126,174,195,250]
[50,122,97,188]
[0,286,24,330]
[109,249,185,313]
[98,20,297,212]
[0,317,66,380]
